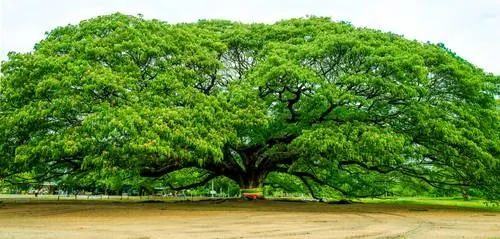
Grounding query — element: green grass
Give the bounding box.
[360,197,500,212]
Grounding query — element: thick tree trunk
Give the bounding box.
[238,173,266,200]
[228,147,268,200]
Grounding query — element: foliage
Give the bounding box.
[1,13,499,200]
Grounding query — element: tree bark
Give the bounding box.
[237,172,266,200]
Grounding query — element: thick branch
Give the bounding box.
[284,86,302,122]
[340,159,470,188]
[289,170,389,198]
[338,160,395,174]
[265,133,299,148]
[140,157,197,178]
[290,171,348,196]
[399,168,470,187]
[237,133,300,172]
[297,176,322,200]
[318,102,339,122]
[261,151,298,173]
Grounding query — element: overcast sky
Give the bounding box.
[1,0,499,74]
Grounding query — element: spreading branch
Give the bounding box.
[297,175,323,201]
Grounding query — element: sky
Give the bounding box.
[1,0,499,74]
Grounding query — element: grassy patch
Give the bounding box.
[360,197,500,212]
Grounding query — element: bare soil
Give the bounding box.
[0,200,499,239]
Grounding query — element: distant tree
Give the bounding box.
[1,13,498,200]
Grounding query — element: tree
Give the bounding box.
[1,13,499,200]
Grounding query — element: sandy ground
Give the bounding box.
[0,200,499,239]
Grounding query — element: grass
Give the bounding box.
[360,197,500,212]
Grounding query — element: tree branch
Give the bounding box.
[140,157,198,178]
[338,160,395,174]
[290,171,348,196]
[297,175,322,201]
[265,133,299,148]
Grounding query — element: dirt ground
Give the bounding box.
[0,200,499,239]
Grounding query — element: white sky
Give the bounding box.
[1,0,499,74]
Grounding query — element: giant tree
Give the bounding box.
[1,13,498,199]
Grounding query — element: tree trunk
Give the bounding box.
[238,173,266,200]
